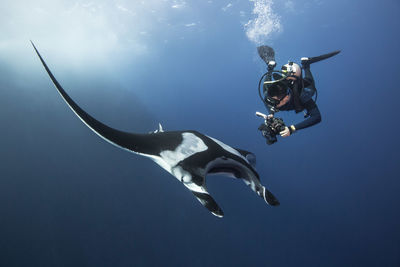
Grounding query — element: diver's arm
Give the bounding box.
[293,99,321,130]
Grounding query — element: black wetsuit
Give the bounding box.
[263,67,321,131]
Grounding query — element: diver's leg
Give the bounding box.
[303,67,316,95]
[304,67,315,84]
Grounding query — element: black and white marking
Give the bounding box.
[31,42,279,217]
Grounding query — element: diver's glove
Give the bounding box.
[267,60,276,71]
[279,125,296,137]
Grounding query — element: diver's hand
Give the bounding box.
[279,127,291,137]
[280,125,296,137]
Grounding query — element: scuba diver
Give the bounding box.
[256,46,340,145]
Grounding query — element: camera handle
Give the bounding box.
[255,111,273,122]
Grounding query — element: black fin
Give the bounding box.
[306,50,341,65]
[257,45,275,64]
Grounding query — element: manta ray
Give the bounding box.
[31,42,279,217]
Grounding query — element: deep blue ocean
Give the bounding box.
[1,1,399,266]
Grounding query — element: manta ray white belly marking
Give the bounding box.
[146,132,208,183]
[31,41,279,218]
[160,132,208,168]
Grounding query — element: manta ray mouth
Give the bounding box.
[208,166,243,178]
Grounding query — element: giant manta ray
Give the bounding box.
[31,42,279,217]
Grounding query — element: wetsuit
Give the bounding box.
[263,67,321,131]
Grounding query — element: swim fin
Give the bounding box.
[257,45,275,65]
[302,50,341,65]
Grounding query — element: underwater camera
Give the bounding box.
[256,112,286,145]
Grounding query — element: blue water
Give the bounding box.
[0,1,399,266]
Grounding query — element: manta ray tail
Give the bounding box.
[30,41,154,155]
